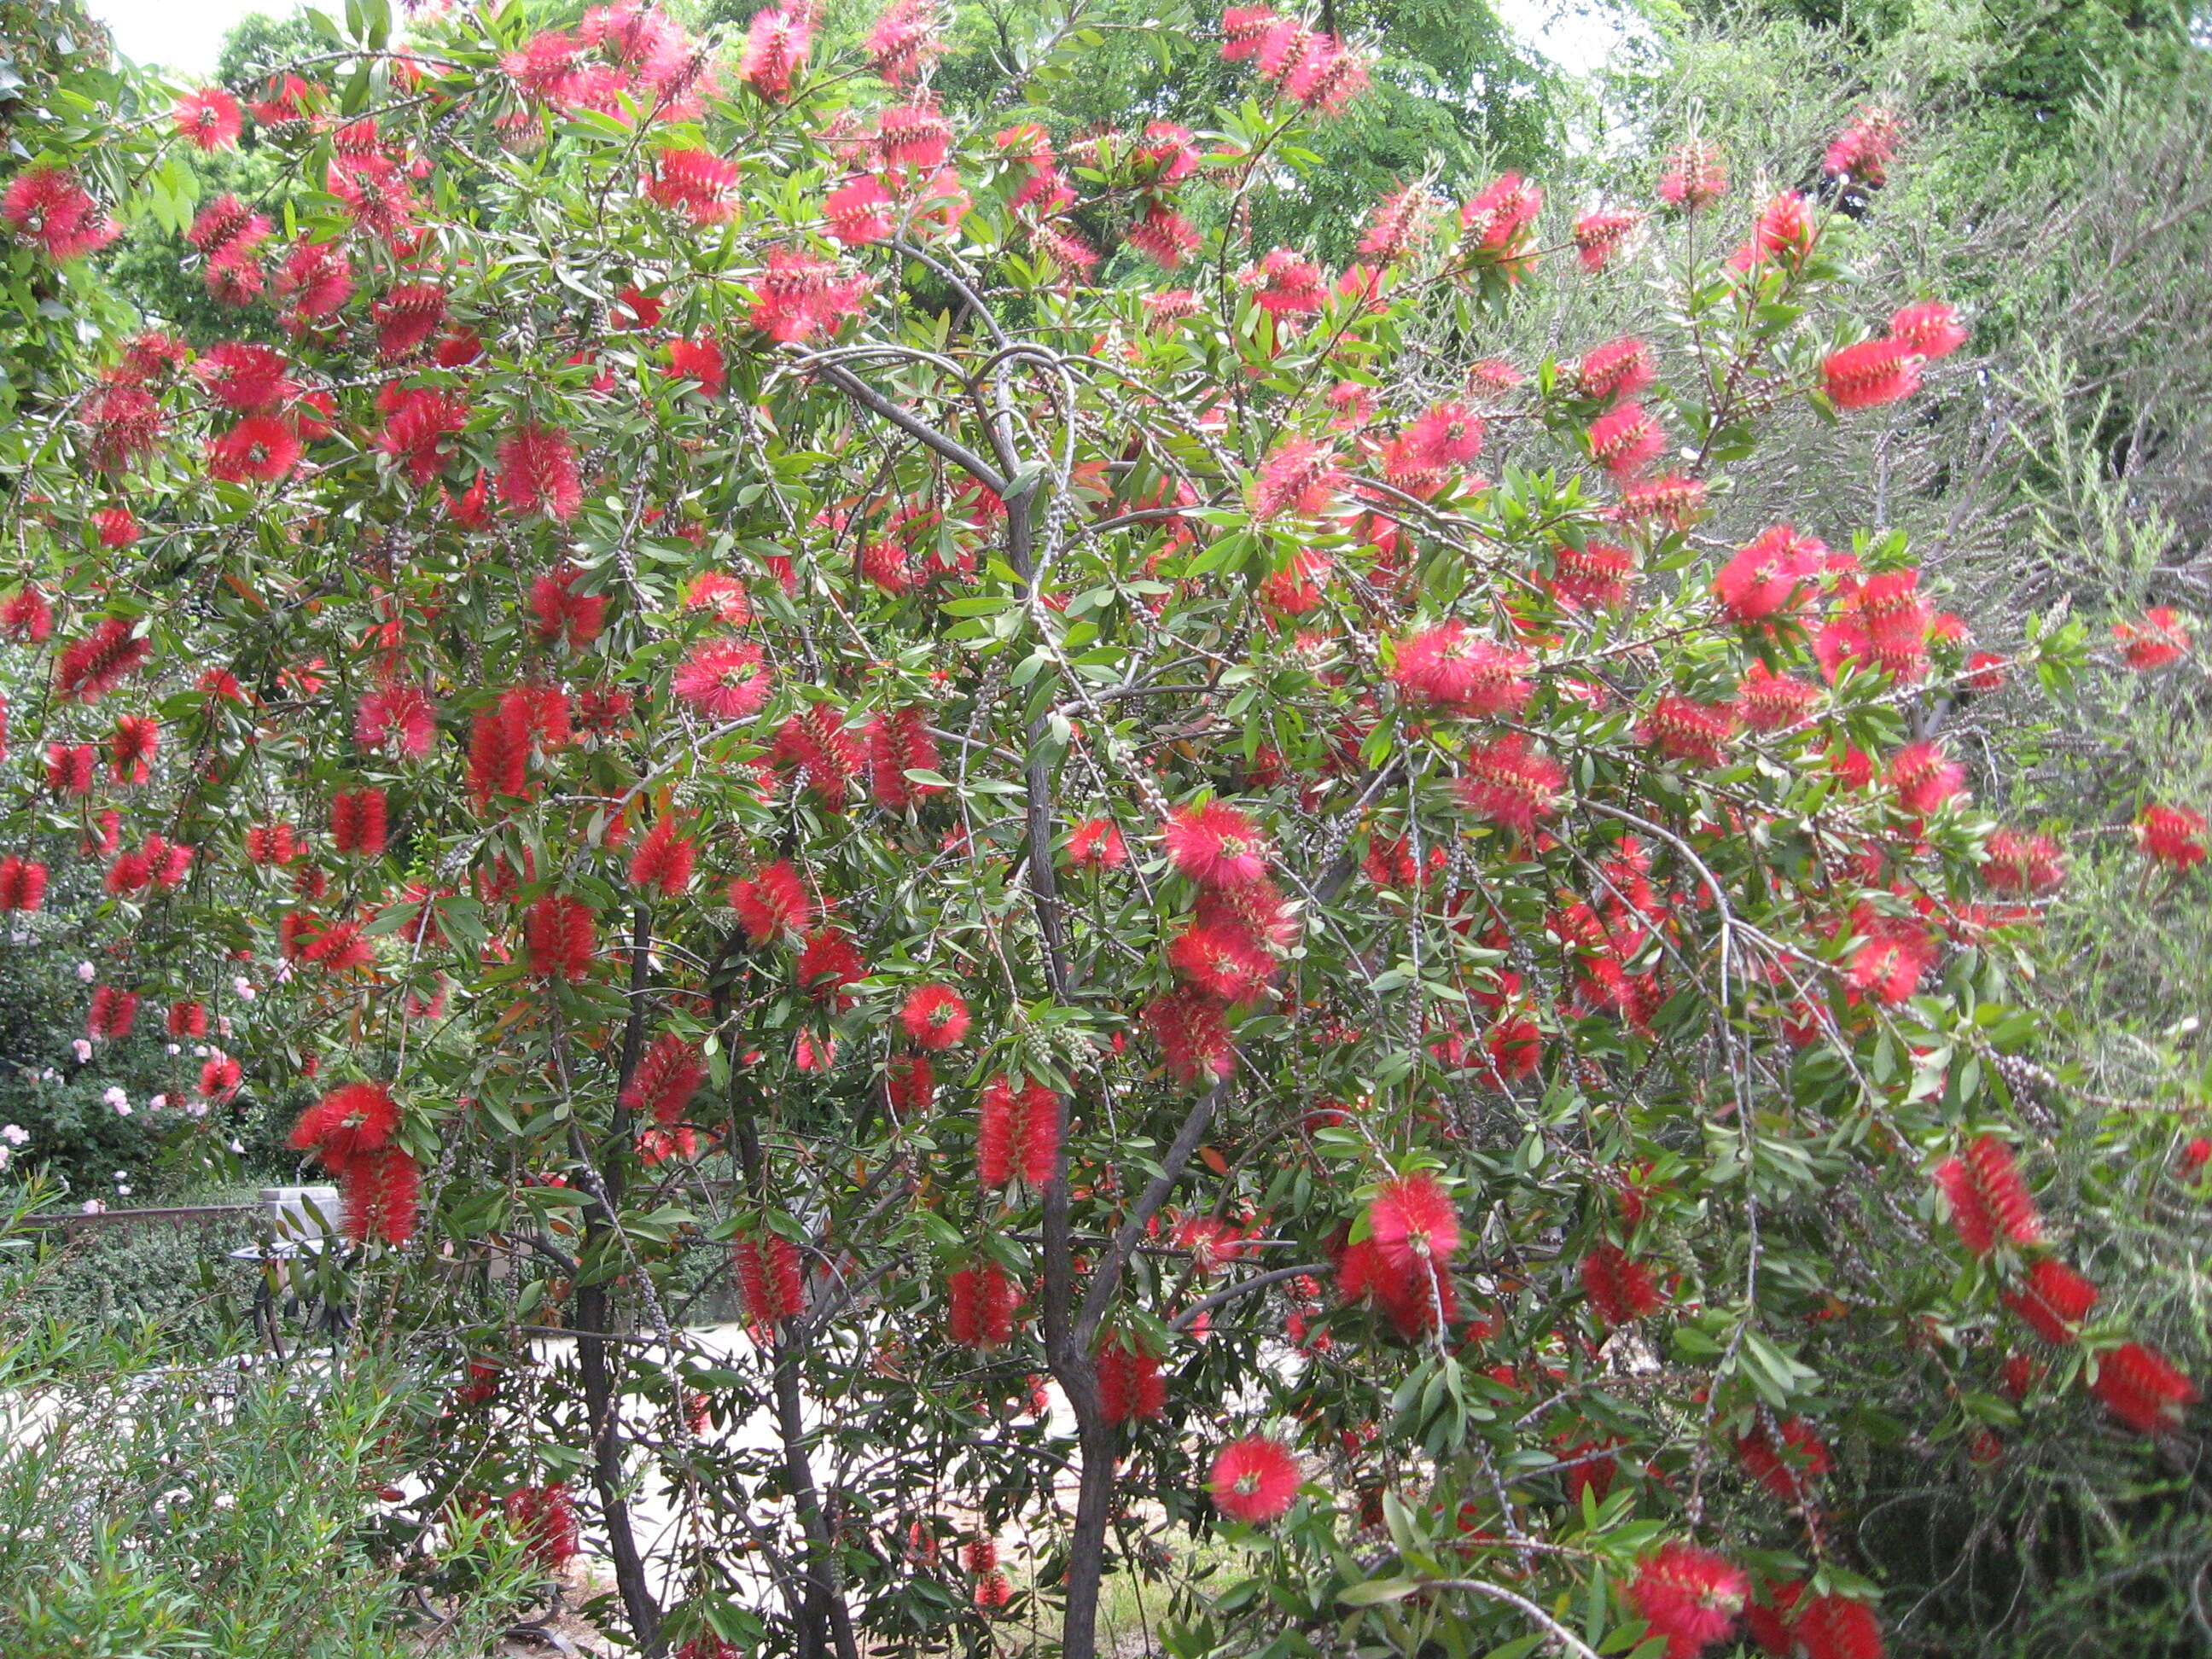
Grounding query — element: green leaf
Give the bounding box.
[1339,1578,1423,1607]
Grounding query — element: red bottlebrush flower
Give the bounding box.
[971,1568,1011,1611]
[1825,104,1901,183]
[376,387,469,487]
[467,705,531,812]
[667,334,726,393]
[629,816,696,897]
[876,101,952,170]
[1240,247,1327,317]
[2178,1136,2211,1177]
[1068,818,1127,870]
[1738,190,1813,269]
[504,1484,580,1571]
[1549,538,1634,610]
[899,983,971,1051]
[1460,171,1542,261]
[207,414,302,483]
[1793,1593,1885,1659]
[344,1146,421,1245]
[195,341,295,412]
[2004,1257,2098,1345]
[1889,740,1966,814]
[496,424,582,521]
[859,538,913,597]
[3,164,119,260]
[2136,802,2208,870]
[1824,338,1921,410]
[1164,800,1270,888]
[750,246,872,344]
[244,823,298,862]
[0,855,47,912]
[1639,693,1736,770]
[684,570,752,625]
[1196,873,1295,952]
[1486,1010,1543,1080]
[372,282,446,359]
[1250,437,1343,521]
[1259,548,1330,615]
[1126,202,1203,270]
[1220,5,1282,60]
[198,1053,243,1100]
[303,916,373,974]
[1742,1581,1807,1656]
[729,859,812,942]
[1168,923,1276,1004]
[1388,399,1484,482]
[92,507,140,547]
[1933,1135,2041,1255]
[818,178,894,247]
[796,928,865,1006]
[1589,399,1665,477]
[1366,1173,1459,1275]
[3,585,54,643]
[87,985,139,1040]
[2113,606,2191,671]
[330,788,389,858]
[247,73,316,125]
[976,1074,1062,1188]
[1284,33,1370,113]
[108,714,159,784]
[774,706,864,808]
[1097,1330,1167,1421]
[868,707,942,810]
[1144,986,1236,1084]
[56,618,152,702]
[1738,663,1821,732]
[174,86,244,150]
[672,637,772,719]
[733,1231,806,1328]
[80,384,168,471]
[1209,1435,1300,1523]
[526,894,597,981]
[886,1052,935,1117]
[167,999,209,1039]
[1388,621,1531,718]
[1981,829,2064,896]
[105,845,154,895]
[2091,1340,2198,1434]
[529,564,606,650]
[1737,1416,1831,1502]
[288,1080,401,1174]
[1657,143,1726,210]
[866,0,946,84]
[1573,209,1640,271]
[1628,1544,1747,1658]
[1578,335,1654,402]
[946,1260,1016,1349]
[275,238,355,317]
[1715,525,1825,626]
[622,1032,704,1125]
[1362,185,1437,262]
[1889,300,1966,360]
[742,5,813,100]
[1582,1244,1663,1328]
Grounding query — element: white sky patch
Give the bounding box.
[87,0,303,79]
[1493,0,1644,79]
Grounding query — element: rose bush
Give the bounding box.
[1,2,2202,1655]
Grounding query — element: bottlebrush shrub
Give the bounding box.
[0,5,2199,1657]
